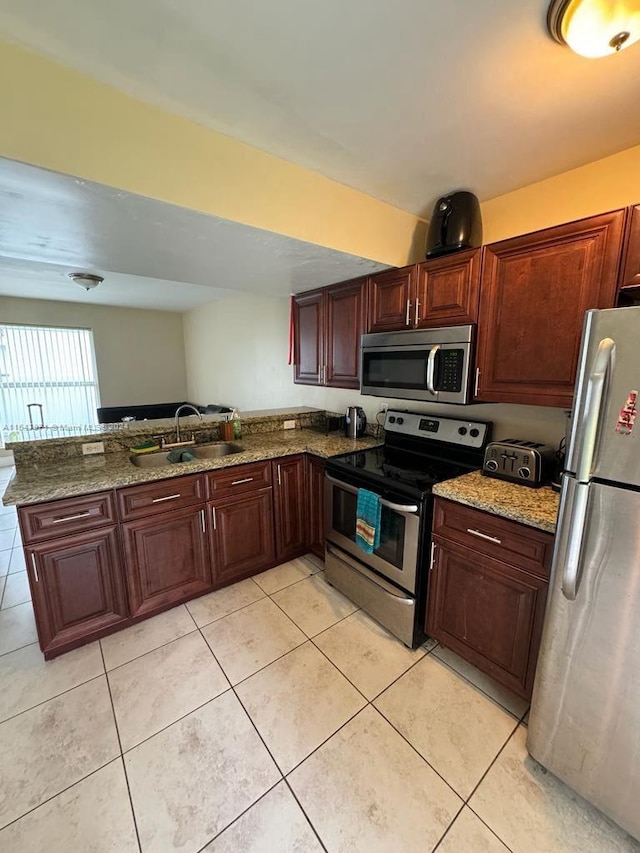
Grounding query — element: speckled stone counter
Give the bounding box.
[433,470,559,534]
[2,430,380,507]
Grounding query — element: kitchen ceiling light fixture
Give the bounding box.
[69,272,104,291]
[548,0,640,57]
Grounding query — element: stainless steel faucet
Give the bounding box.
[161,404,203,449]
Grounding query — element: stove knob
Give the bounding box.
[458,427,468,436]
[388,416,396,424]
[396,417,404,425]
[470,428,480,438]
[518,466,531,479]
[485,459,499,472]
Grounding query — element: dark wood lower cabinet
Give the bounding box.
[273,455,307,562]
[27,525,128,658]
[306,455,326,559]
[209,488,275,585]
[426,536,548,699]
[121,504,211,618]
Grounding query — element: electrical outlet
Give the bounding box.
[82,441,105,455]
[283,420,296,430]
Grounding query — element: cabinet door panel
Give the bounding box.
[426,538,547,699]
[273,456,307,562]
[293,290,324,385]
[367,266,415,333]
[122,505,211,618]
[210,489,275,585]
[477,210,625,407]
[619,204,640,290]
[325,279,366,388]
[28,526,128,656]
[415,249,481,328]
[306,455,326,560]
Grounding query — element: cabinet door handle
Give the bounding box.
[429,541,437,571]
[51,510,92,524]
[474,367,481,397]
[405,299,412,326]
[466,528,502,545]
[277,465,281,486]
[231,477,254,485]
[211,507,217,530]
[151,493,181,503]
[200,508,206,533]
[31,552,39,583]
[414,299,420,327]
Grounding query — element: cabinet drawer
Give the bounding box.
[117,474,205,521]
[19,491,117,544]
[207,461,272,500]
[432,497,553,578]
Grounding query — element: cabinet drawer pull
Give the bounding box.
[405,299,412,326]
[212,507,217,530]
[51,510,92,524]
[466,528,502,545]
[151,493,181,503]
[31,552,39,583]
[231,477,254,485]
[200,508,206,533]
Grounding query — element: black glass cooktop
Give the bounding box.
[327,445,474,499]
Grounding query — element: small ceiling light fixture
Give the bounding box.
[69,272,104,291]
[548,0,640,57]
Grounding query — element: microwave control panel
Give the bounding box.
[437,349,463,392]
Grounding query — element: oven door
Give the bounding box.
[360,343,471,404]
[325,473,420,593]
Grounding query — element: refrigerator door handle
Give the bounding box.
[560,481,590,601]
[575,337,615,483]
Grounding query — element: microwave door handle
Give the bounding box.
[325,474,418,514]
[426,345,440,395]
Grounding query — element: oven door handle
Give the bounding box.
[325,474,419,514]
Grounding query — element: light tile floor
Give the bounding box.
[1,464,639,851]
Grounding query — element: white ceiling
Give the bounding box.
[0,158,388,311]
[1,0,640,216]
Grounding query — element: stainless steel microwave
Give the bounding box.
[360,325,474,404]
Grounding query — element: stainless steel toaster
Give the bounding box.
[482,439,556,488]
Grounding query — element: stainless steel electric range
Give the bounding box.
[324,409,491,648]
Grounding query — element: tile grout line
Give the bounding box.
[99,641,143,853]
[282,776,329,853]
[0,671,106,726]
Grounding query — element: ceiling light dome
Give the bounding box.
[69,272,104,291]
[548,0,640,57]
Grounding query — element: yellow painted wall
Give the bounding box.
[0,38,426,267]
[482,143,640,243]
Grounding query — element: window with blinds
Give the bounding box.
[0,324,101,429]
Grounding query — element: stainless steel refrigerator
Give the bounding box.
[528,305,640,842]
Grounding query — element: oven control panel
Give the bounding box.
[384,410,490,448]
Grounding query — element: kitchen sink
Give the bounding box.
[129,442,244,468]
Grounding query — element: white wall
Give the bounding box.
[0,296,188,407]
[184,293,569,447]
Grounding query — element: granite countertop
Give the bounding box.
[433,470,560,534]
[2,430,380,507]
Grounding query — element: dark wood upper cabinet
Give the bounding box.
[325,278,366,388]
[293,278,366,388]
[619,204,640,291]
[306,454,326,560]
[273,455,307,563]
[414,249,481,328]
[209,489,275,585]
[476,209,626,408]
[293,289,324,385]
[121,504,211,619]
[27,526,128,658]
[367,266,415,332]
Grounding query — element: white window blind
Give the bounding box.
[0,324,101,429]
